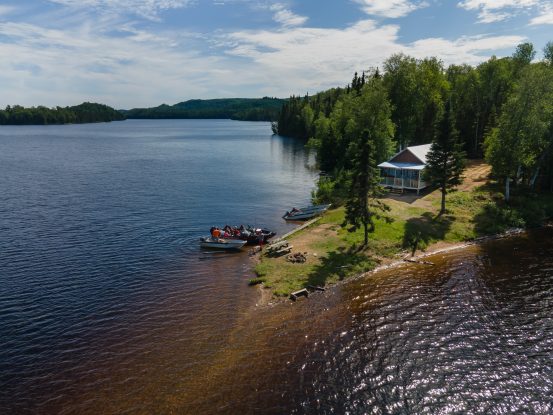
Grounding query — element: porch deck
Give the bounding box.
[379,167,428,194]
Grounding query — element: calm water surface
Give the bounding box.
[1,120,552,414]
[0,120,316,413]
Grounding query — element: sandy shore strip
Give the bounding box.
[253,227,533,308]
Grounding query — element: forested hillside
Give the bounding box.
[0,102,126,125]
[122,98,284,121]
[274,42,553,200]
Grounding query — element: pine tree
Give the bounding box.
[352,72,359,92]
[424,100,466,215]
[344,129,390,246]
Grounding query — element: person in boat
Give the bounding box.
[290,207,300,214]
[212,227,221,239]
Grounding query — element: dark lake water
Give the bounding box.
[1,120,552,414]
[0,120,317,413]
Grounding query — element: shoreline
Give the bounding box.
[253,226,532,308]
[251,161,553,303]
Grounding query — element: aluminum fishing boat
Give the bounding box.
[200,237,247,250]
[282,204,331,221]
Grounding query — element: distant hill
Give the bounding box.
[121,98,286,121]
[0,102,126,125]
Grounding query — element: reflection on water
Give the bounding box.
[174,229,553,414]
[1,120,552,414]
[271,135,317,175]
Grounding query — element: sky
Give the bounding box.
[0,0,552,108]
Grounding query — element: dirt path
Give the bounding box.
[458,160,491,191]
[265,223,339,266]
[386,159,491,209]
[269,161,491,262]
[255,160,494,300]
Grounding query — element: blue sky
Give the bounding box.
[0,0,552,108]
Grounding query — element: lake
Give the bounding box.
[1,120,552,414]
[0,119,317,413]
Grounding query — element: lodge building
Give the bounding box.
[378,144,432,194]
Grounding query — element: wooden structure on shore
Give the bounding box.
[378,144,431,195]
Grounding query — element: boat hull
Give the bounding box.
[282,204,331,221]
[200,238,247,250]
[294,204,331,213]
[283,212,319,221]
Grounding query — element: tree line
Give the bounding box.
[273,42,553,243]
[0,102,126,125]
[123,98,284,121]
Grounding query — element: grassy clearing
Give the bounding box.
[255,168,553,297]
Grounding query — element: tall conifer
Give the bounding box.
[344,129,390,246]
[424,100,466,215]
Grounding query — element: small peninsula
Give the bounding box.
[254,161,553,297]
[0,102,125,125]
[255,42,553,298]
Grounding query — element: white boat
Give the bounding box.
[294,204,331,213]
[283,204,331,221]
[200,237,247,250]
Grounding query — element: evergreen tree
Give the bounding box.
[544,41,553,66]
[424,100,466,215]
[344,129,389,246]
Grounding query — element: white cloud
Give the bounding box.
[0,20,221,107]
[0,3,530,108]
[409,34,526,62]
[458,0,542,23]
[218,19,525,96]
[270,4,308,27]
[0,5,15,16]
[354,0,428,18]
[530,5,553,25]
[47,0,195,20]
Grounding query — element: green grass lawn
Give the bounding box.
[255,183,553,297]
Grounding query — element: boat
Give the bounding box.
[238,226,276,245]
[200,237,247,250]
[216,225,276,245]
[282,204,331,221]
[293,204,332,213]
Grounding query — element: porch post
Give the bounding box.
[417,171,421,195]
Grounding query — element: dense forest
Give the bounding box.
[0,102,125,125]
[122,98,285,121]
[274,42,553,201]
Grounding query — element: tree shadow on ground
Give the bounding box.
[305,246,378,288]
[402,212,454,255]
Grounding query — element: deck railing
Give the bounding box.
[380,177,425,189]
